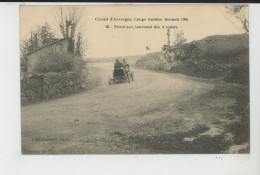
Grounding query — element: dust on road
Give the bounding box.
[21,62,244,154]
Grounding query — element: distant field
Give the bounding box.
[85,55,142,64]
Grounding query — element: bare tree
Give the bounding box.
[173,30,187,47]
[225,5,249,34]
[161,30,187,62]
[53,6,87,55]
[75,33,88,57]
[170,30,187,60]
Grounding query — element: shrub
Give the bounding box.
[72,56,88,86]
[33,49,74,73]
[224,62,249,84]
[20,56,29,73]
[33,49,88,87]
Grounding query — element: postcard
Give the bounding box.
[20,5,249,154]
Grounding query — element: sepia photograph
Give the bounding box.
[20,5,249,154]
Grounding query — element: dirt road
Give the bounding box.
[22,62,244,154]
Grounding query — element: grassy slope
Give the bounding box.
[136,34,249,83]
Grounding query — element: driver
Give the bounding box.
[114,58,123,69]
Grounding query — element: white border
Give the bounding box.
[0,3,259,175]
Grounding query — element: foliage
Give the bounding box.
[225,5,249,34]
[186,34,249,82]
[33,48,88,83]
[33,49,74,73]
[173,30,187,47]
[75,33,87,57]
[38,23,56,46]
[224,53,249,84]
[20,56,29,73]
[136,34,249,84]
[53,6,87,55]
[72,56,88,82]
[20,23,56,56]
[72,56,86,72]
[162,30,187,61]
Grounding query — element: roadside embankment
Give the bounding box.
[136,34,249,84]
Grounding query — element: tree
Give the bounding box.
[161,30,187,64]
[169,30,187,61]
[53,6,87,55]
[225,5,249,34]
[20,23,56,74]
[38,23,55,46]
[75,33,87,57]
[20,23,56,56]
[173,30,186,47]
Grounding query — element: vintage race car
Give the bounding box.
[108,68,134,85]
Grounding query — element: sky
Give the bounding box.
[20,5,247,58]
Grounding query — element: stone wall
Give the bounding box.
[21,71,87,102]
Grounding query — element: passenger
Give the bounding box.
[122,59,130,73]
[114,59,122,69]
